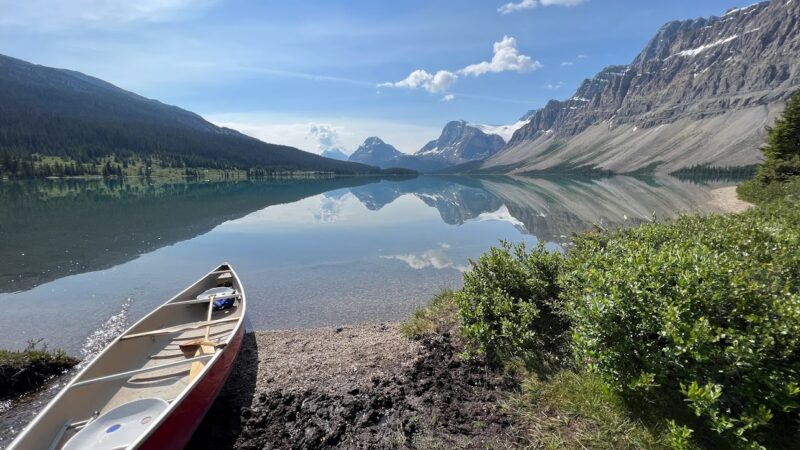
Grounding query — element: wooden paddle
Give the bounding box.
[179,294,218,381]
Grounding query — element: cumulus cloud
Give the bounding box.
[305,123,344,152]
[498,0,587,14]
[460,36,542,77]
[380,36,538,101]
[379,69,458,94]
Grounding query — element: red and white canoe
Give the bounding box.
[9,263,247,450]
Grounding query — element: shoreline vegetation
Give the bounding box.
[0,341,77,401]
[188,92,800,449]
[5,93,798,447]
[0,154,418,181]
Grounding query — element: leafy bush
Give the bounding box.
[738,176,800,205]
[562,201,800,448]
[456,241,567,371]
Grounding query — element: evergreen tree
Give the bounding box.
[757,90,800,184]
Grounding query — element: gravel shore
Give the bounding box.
[187,323,523,449]
[708,186,754,213]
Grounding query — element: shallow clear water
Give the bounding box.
[0,175,728,355]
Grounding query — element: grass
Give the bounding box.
[508,371,676,450]
[400,290,460,339]
[0,340,78,399]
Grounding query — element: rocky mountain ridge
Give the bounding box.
[348,122,507,172]
[486,0,800,174]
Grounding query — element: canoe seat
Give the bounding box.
[62,398,169,450]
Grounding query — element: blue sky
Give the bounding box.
[0,0,751,153]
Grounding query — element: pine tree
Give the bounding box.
[757,90,800,184]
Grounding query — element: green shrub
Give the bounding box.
[456,241,567,371]
[562,202,800,448]
[738,176,800,205]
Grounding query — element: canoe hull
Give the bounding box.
[138,323,245,450]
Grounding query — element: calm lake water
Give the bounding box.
[0,175,729,355]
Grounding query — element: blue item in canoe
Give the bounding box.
[196,287,237,311]
[212,296,236,311]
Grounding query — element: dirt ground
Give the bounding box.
[186,323,524,449]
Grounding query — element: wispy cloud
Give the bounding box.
[560,61,574,66]
[380,36,540,101]
[543,81,566,90]
[0,0,217,30]
[498,0,588,15]
[230,65,376,87]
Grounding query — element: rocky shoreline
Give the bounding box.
[187,323,524,449]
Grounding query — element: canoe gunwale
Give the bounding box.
[7,263,247,450]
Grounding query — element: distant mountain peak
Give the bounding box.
[348,137,404,167]
[415,121,505,165]
[320,147,350,161]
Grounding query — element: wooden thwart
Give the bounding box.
[120,317,239,340]
[166,294,242,306]
[71,354,214,388]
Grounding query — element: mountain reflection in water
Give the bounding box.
[0,175,728,354]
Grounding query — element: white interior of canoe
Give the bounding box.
[8,264,246,450]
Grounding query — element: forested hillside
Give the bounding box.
[0,54,379,177]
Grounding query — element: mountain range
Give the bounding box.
[0,0,796,177]
[347,121,507,172]
[348,0,799,175]
[483,0,800,174]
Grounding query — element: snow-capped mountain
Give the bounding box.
[348,137,405,167]
[320,147,349,161]
[415,120,505,167]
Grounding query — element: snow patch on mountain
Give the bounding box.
[470,119,529,141]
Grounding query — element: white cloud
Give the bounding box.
[306,123,345,152]
[560,61,574,66]
[498,0,587,14]
[381,244,468,272]
[543,81,565,90]
[0,0,216,30]
[577,54,588,59]
[460,36,542,77]
[380,69,458,94]
[381,36,539,100]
